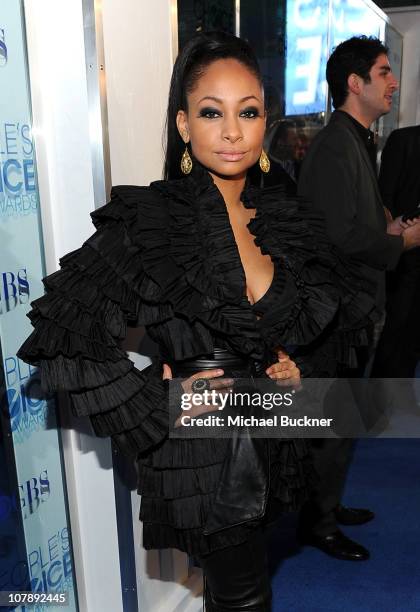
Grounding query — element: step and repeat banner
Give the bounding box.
[0,2,77,610]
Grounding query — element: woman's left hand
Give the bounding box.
[265,349,301,386]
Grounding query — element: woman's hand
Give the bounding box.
[163,364,233,427]
[265,349,301,387]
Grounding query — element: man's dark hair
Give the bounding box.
[326,36,388,109]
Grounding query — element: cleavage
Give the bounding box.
[227,206,274,305]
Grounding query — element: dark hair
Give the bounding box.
[326,36,388,109]
[163,31,263,180]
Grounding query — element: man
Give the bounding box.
[371,126,420,396]
[297,36,420,561]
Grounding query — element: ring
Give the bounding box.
[191,378,210,393]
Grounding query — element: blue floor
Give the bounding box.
[269,439,420,611]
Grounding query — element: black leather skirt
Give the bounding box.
[167,347,275,537]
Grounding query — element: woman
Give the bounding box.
[18,32,378,611]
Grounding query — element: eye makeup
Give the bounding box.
[198,107,222,118]
[240,106,261,118]
[197,105,262,119]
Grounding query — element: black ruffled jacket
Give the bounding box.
[17,164,379,555]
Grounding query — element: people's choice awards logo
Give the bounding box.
[0,29,7,67]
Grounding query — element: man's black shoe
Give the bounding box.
[298,529,370,561]
[335,504,375,526]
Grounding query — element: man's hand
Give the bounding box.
[386,214,415,236]
[384,206,393,224]
[402,218,420,250]
[387,215,404,236]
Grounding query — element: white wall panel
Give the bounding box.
[386,7,420,128]
[23,1,123,611]
[102,0,176,186]
[101,1,202,610]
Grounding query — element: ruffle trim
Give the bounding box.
[242,184,380,363]
[93,183,263,360]
[138,438,313,555]
[142,521,256,556]
[17,192,174,453]
[149,171,265,360]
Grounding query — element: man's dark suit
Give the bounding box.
[297,110,403,536]
[371,126,420,381]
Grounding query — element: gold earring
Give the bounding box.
[181,146,193,175]
[259,149,270,173]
